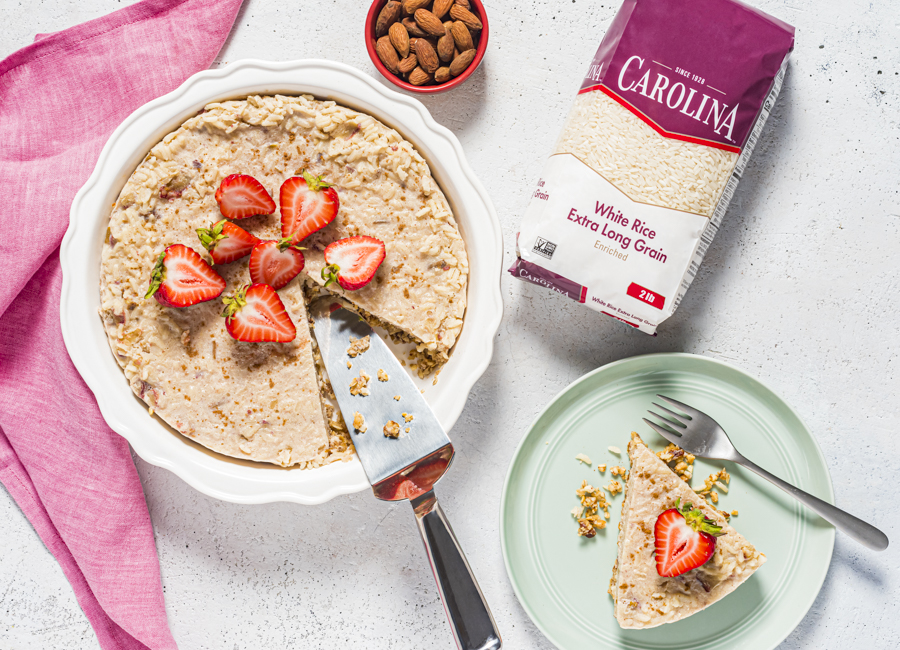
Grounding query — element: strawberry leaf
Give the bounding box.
[301,169,333,192]
[145,250,167,299]
[197,220,227,251]
[222,284,248,319]
[677,498,725,537]
[321,264,340,288]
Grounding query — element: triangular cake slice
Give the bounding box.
[609,432,766,629]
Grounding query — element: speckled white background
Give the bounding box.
[1,0,898,648]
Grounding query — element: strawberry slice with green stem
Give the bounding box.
[222,284,296,343]
[655,498,725,577]
[145,244,226,308]
[280,170,339,243]
[321,236,386,291]
[215,174,276,220]
[248,239,305,290]
[197,219,261,264]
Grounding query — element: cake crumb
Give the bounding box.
[352,412,367,433]
[346,361,352,369]
[656,443,695,482]
[383,420,400,438]
[349,370,371,396]
[597,464,607,472]
[402,412,414,423]
[405,427,410,433]
[610,465,627,478]
[605,480,623,496]
[347,335,370,358]
[697,468,730,498]
[574,480,609,537]
[377,369,389,382]
[731,509,739,516]
[575,453,592,465]
[393,395,401,401]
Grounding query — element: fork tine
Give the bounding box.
[651,402,691,425]
[657,394,703,419]
[647,409,686,430]
[642,418,683,446]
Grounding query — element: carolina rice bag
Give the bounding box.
[510,0,795,334]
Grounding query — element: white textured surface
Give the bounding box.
[1,0,898,648]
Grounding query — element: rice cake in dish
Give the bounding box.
[99,94,468,467]
[609,432,765,629]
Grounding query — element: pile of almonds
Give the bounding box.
[374,0,483,87]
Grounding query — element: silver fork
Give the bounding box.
[644,395,889,551]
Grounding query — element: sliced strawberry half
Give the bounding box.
[655,498,725,577]
[196,219,261,264]
[280,170,339,242]
[248,239,306,290]
[215,174,276,220]
[321,236,385,291]
[145,244,226,308]
[222,283,296,343]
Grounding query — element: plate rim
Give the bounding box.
[499,351,835,649]
[59,58,504,505]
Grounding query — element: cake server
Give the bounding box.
[644,394,889,551]
[311,300,502,650]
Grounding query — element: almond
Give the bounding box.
[376,36,400,74]
[437,33,455,62]
[433,0,454,20]
[449,4,482,30]
[389,22,410,58]
[401,0,430,15]
[409,66,433,86]
[454,0,471,8]
[450,21,474,52]
[414,38,440,74]
[414,9,447,37]
[398,53,418,75]
[402,17,428,38]
[448,48,476,77]
[376,1,402,38]
[435,66,452,84]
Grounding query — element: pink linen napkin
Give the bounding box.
[0,0,243,648]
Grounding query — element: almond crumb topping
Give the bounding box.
[402,412,414,423]
[346,335,371,358]
[656,443,695,482]
[383,420,400,438]
[349,370,371,396]
[352,412,367,433]
[377,369,389,382]
[574,480,609,537]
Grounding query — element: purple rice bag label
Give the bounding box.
[580,0,794,151]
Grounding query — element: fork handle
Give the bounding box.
[735,454,889,551]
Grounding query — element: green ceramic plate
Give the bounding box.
[500,353,834,650]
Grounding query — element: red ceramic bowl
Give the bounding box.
[365,0,489,94]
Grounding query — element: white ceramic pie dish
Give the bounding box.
[59,59,503,505]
